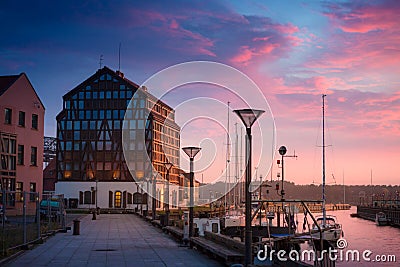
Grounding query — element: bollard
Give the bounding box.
[73,220,80,235]
[92,210,96,220]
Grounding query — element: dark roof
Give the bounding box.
[62,66,174,111]
[0,74,20,96]
[63,66,140,100]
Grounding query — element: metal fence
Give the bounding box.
[0,191,66,257]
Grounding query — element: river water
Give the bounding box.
[300,206,400,266]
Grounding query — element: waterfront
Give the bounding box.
[302,206,400,266]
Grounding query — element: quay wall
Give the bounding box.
[357,206,400,226]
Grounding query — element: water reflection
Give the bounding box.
[299,207,400,266]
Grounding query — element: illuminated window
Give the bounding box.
[114,191,122,208]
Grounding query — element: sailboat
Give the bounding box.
[312,94,343,242]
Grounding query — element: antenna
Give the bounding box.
[118,43,121,71]
[99,55,104,69]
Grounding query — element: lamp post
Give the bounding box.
[152,172,157,220]
[164,162,173,226]
[182,146,201,239]
[95,178,99,214]
[234,108,264,266]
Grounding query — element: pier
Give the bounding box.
[357,205,400,227]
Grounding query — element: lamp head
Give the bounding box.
[233,109,265,128]
[182,146,201,159]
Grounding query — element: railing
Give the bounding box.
[0,191,66,258]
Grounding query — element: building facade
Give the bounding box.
[55,67,180,209]
[0,73,45,213]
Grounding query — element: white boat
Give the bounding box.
[193,217,221,236]
[312,215,343,241]
[375,212,389,226]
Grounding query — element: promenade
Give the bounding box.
[6,213,223,267]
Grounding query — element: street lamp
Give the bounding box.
[234,108,264,266]
[164,162,173,226]
[182,146,201,239]
[152,172,158,220]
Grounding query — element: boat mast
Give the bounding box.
[234,123,239,208]
[322,94,327,225]
[224,102,231,212]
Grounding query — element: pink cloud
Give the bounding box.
[325,2,399,33]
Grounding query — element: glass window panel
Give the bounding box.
[100,74,105,81]
[113,91,119,99]
[105,141,112,150]
[120,84,125,89]
[106,74,112,80]
[32,114,38,129]
[138,120,144,128]
[93,91,98,99]
[67,121,72,130]
[120,110,125,118]
[90,121,96,129]
[86,110,91,119]
[74,142,80,151]
[126,91,132,98]
[74,121,80,130]
[120,91,125,98]
[79,111,84,119]
[82,121,88,130]
[114,120,120,129]
[100,110,104,119]
[79,101,84,109]
[86,85,91,90]
[74,131,80,140]
[66,142,72,150]
[106,91,111,99]
[93,110,98,119]
[79,92,84,99]
[130,131,135,139]
[86,91,91,98]
[113,110,119,119]
[100,92,104,99]
[106,110,111,119]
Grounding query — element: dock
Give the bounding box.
[357,205,400,227]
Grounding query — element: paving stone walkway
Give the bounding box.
[6,213,223,267]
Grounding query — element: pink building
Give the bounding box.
[0,73,45,214]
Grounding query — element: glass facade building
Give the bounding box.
[56,67,180,189]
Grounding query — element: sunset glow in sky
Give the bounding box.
[1,0,399,185]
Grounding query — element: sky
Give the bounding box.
[1,0,399,185]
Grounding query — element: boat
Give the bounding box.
[312,215,343,241]
[314,95,343,242]
[193,217,221,236]
[375,212,389,226]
